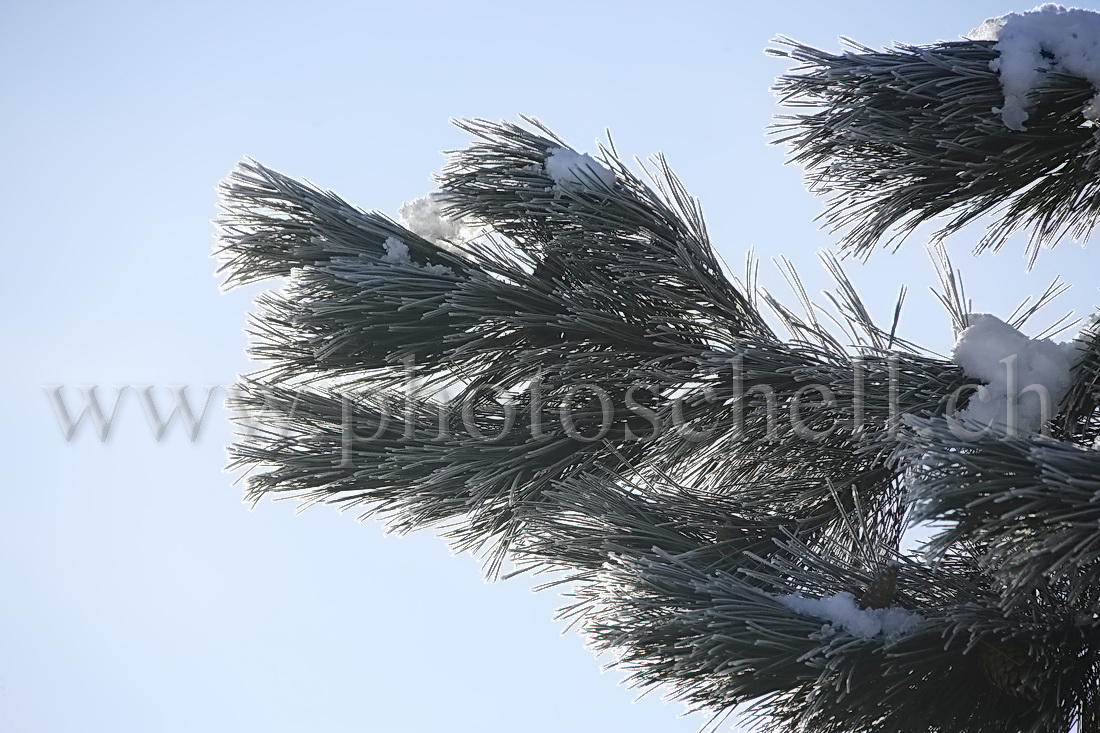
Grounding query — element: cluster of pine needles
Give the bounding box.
[216,34,1100,732]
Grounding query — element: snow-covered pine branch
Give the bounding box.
[770,5,1100,264]
[218,46,1100,726]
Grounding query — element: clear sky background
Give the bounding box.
[2,2,1099,732]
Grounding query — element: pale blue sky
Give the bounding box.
[2,2,1099,732]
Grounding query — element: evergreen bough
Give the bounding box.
[216,21,1100,732]
[770,37,1100,265]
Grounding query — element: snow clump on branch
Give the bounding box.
[382,236,454,276]
[398,192,478,250]
[969,4,1100,130]
[951,313,1075,434]
[544,147,615,189]
[779,592,922,639]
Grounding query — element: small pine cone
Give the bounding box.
[978,641,1040,699]
[859,563,900,610]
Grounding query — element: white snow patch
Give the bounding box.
[544,147,615,189]
[969,4,1100,130]
[779,591,921,639]
[382,236,454,276]
[398,193,476,250]
[382,236,414,266]
[951,313,1075,434]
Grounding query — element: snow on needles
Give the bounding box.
[398,192,475,250]
[951,313,1076,434]
[779,592,921,639]
[382,236,454,276]
[544,147,615,189]
[969,4,1100,130]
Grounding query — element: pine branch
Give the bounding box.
[219,120,947,572]
[770,39,1100,262]
[440,118,769,343]
[217,115,1100,731]
[556,529,1087,732]
[902,416,1100,611]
